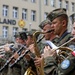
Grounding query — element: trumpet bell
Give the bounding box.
[58,47,73,52]
[57,47,73,63]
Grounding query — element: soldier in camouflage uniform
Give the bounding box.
[34,18,58,75]
[44,8,75,75]
[47,8,73,46]
[58,21,75,75]
[22,30,43,75]
[26,29,46,54]
[39,19,58,53]
[39,19,57,42]
[43,8,75,75]
[34,8,75,75]
[0,31,28,75]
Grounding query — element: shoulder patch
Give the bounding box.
[61,59,70,69]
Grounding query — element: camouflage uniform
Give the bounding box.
[0,51,13,75]
[0,31,28,75]
[38,18,59,75]
[58,51,75,75]
[55,30,72,46]
[43,38,59,75]
[43,8,75,75]
[7,31,28,75]
[57,41,75,75]
[44,56,58,75]
[39,19,58,53]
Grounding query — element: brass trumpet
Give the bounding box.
[0,43,14,49]
[45,37,75,63]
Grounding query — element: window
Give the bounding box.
[22,8,27,20]
[72,2,75,12]
[2,5,8,17]
[51,0,55,7]
[31,10,36,21]
[13,27,18,36]
[44,12,48,19]
[65,1,69,10]
[31,0,36,3]
[44,0,48,5]
[2,26,8,38]
[59,0,62,8]
[13,7,18,18]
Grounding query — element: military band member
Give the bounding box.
[39,19,57,42]
[0,31,28,75]
[47,8,73,46]
[34,8,75,75]
[58,21,75,75]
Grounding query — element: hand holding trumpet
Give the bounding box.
[43,45,57,58]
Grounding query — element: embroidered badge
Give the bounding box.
[61,59,70,69]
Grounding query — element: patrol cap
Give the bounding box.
[39,19,51,29]
[26,29,37,36]
[47,8,67,22]
[14,31,27,40]
[14,32,20,38]
[26,29,40,39]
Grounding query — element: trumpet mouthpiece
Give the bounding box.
[46,29,54,33]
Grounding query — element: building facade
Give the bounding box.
[0,0,75,44]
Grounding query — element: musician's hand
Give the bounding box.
[43,45,56,58]
[34,56,44,67]
[4,46,10,51]
[4,43,12,51]
[25,54,31,61]
[0,55,4,58]
[13,52,19,59]
[28,44,35,53]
